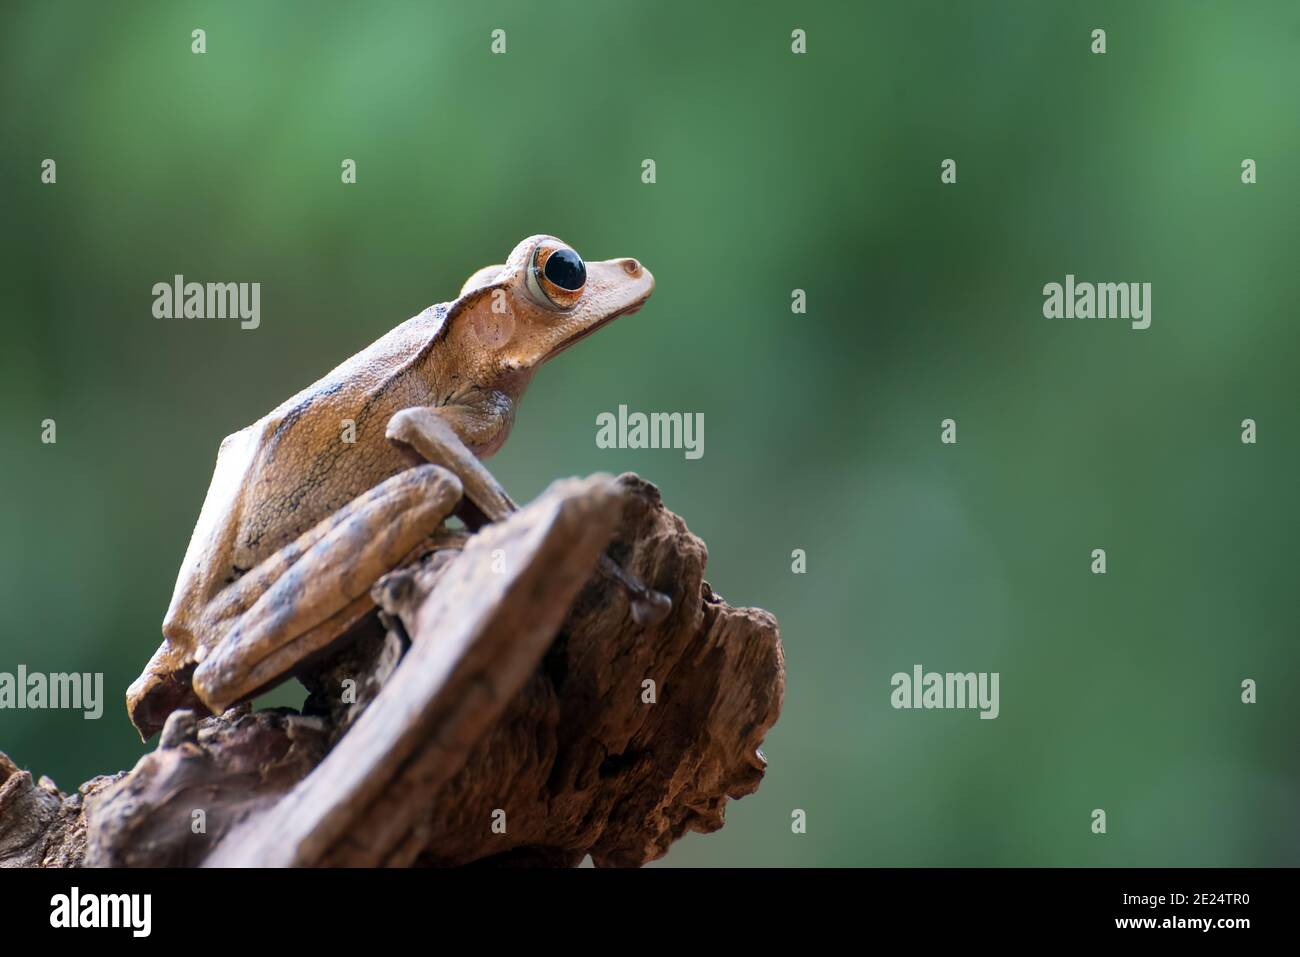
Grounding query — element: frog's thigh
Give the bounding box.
[386,406,516,522]
[192,463,463,714]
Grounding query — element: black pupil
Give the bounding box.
[543,248,586,291]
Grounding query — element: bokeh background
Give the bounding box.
[2,0,1297,866]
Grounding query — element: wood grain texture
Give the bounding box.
[0,473,784,868]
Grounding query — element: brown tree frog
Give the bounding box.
[126,235,668,739]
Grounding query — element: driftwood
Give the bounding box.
[0,473,784,867]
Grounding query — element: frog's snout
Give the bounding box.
[617,258,653,316]
[616,257,654,307]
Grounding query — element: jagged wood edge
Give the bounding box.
[0,472,785,869]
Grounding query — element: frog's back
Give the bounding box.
[162,306,450,641]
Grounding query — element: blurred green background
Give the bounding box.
[2,0,1297,866]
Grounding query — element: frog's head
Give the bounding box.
[448,235,654,379]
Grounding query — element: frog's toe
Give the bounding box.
[126,662,208,741]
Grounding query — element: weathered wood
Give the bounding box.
[0,473,784,868]
[0,752,119,868]
[206,473,626,866]
[393,474,784,867]
[83,708,329,867]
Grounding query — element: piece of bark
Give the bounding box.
[0,752,121,868]
[0,472,784,868]
[399,474,784,867]
[205,473,627,866]
[82,707,329,867]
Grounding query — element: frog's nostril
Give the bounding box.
[622,258,642,277]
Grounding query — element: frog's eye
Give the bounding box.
[527,244,586,309]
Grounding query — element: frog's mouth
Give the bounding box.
[544,297,648,361]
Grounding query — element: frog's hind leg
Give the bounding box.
[191,463,462,715]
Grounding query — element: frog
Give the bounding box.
[126,235,669,740]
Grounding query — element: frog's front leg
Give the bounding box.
[386,406,516,524]
[189,463,463,716]
[386,406,672,626]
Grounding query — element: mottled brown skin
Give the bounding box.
[127,235,656,739]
